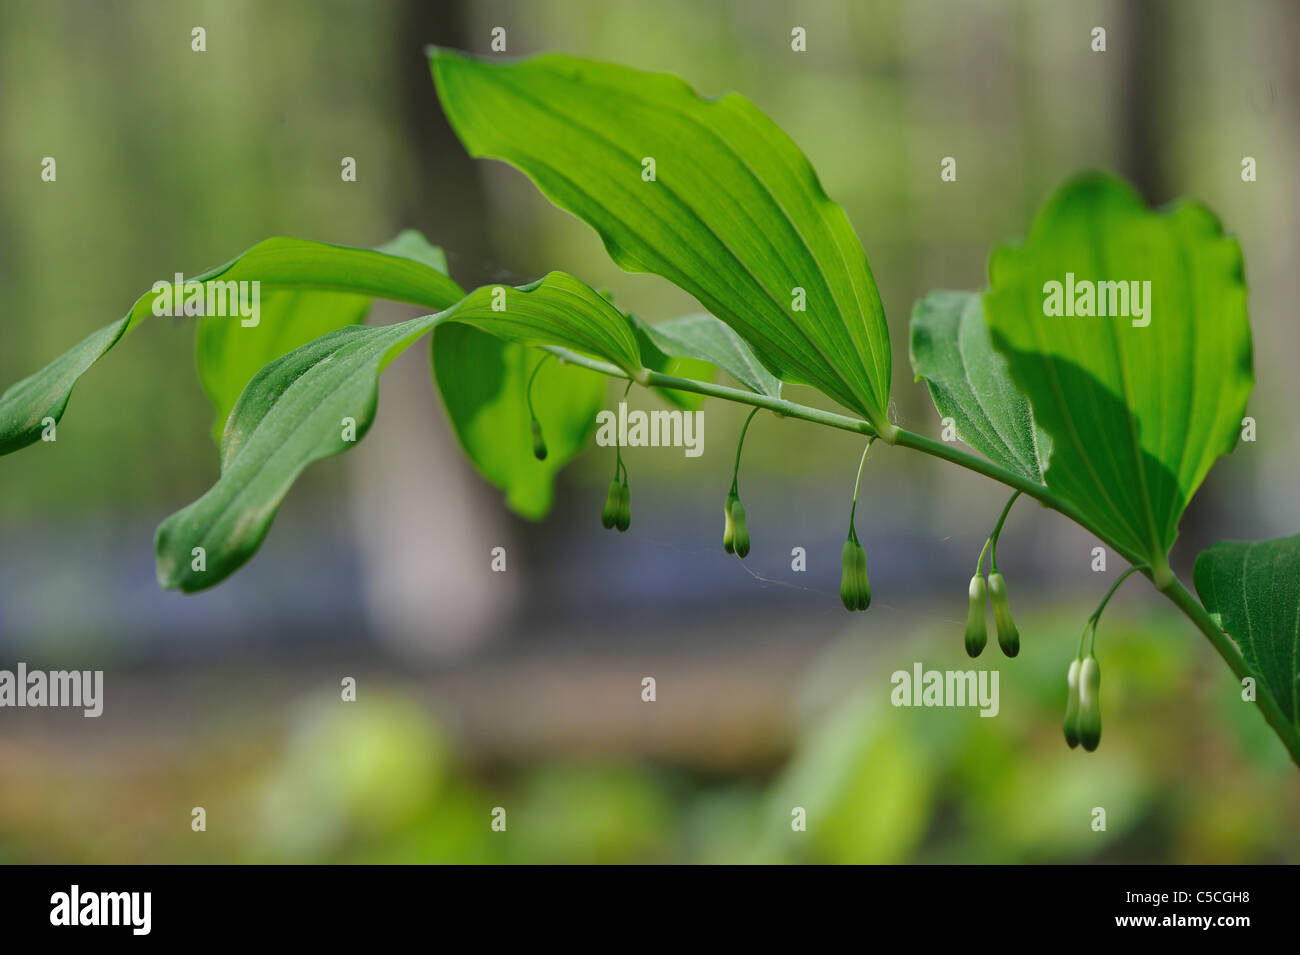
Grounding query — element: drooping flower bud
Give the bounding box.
[530,417,548,461]
[730,496,750,559]
[615,481,631,532]
[840,539,858,611]
[1063,657,1082,749]
[964,575,988,658]
[722,492,738,554]
[601,479,620,530]
[840,538,870,611]
[1077,655,1102,752]
[855,544,871,611]
[987,571,1020,657]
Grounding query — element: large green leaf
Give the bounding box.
[0,235,465,455]
[1194,536,1300,733]
[984,173,1252,566]
[909,290,1047,484]
[432,326,607,520]
[430,48,891,429]
[196,231,458,441]
[157,272,639,591]
[634,313,782,398]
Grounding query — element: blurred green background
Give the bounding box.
[1,0,1298,863]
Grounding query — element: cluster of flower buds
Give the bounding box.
[601,477,630,532]
[964,569,1019,658]
[957,496,1127,753]
[1063,637,1102,751]
[963,493,1022,657]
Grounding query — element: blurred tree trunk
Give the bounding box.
[1118,0,1169,203]
[393,0,496,283]
[348,0,514,660]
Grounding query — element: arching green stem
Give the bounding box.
[1084,563,1148,654]
[613,379,632,482]
[730,407,760,496]
[846,438,875,543]
[1089,563,1147,626]
[1159,574,1300,765]
[988,491,1019,573]
[978,490,1021,575]
[525,352,553,421]
[536,344,1300,766]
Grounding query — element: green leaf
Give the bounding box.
[197,293,371,443]
[984,173,1252,566]
[626,320,712,411]
[157,272,639,590]
[432,326,607,520]
[0,321,130,455]
[0,235,465,456]
[186,235,464,309]
[196,230,460,441]
[1195,536,1300,733]
[372,229,451,273]
[633,312,782,398]
[909,290,1047,484]
[430,48,891,429]
[158,320,422,592]
[450,273,643,376]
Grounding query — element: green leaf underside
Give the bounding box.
[984,173,1252,565]
[197,230,459,441]
[630,324,713,411]
[157,272,640,590]
[909,290,1047,484]
[634,312,781,398]
[430,48,891,427]
[0,235,465,455]
[433,325,606,519]
[1195,536,1300,731]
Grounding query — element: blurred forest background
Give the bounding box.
[1,0,1298,863]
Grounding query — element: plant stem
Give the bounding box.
[1158,574,1300,766]
[846,439,874,542]
[1085,563,1146,655]
[986,490,1021,574]
[545,344,1168,564]
[543,344,1300,767]
[545,347,877,436]
[525,352,552,421]
[614,379,632,482]
[1089,563,1147,627]
[730,407,760,495]
[891,428,1149,569]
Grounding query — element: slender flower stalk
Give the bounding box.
[723,408,759,558]
[525,354,553,461]
[839,440,874,612]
